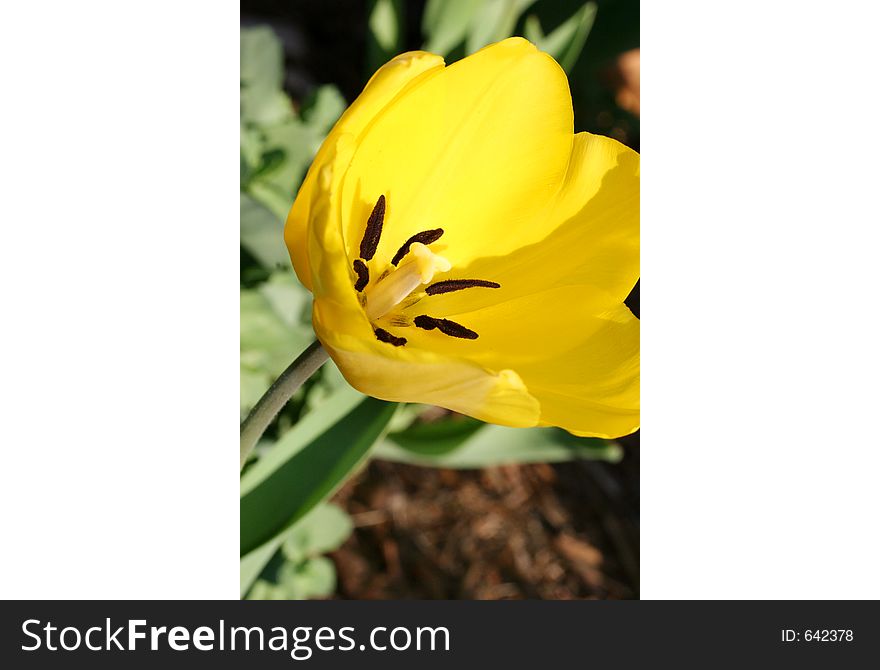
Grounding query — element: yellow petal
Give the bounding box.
[285,50,445,290]
[398,284,616,366]
[520,302,640,438]
[288,40,639,439]
[539,131,640,306]
[304,133,540,428]
[337,37,574,274]
[313,297,540,428]
[407,132,639,318]
[397,284,638,437]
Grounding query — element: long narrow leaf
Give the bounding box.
[240,388,396,556]
[367,0,404,73]
[375,422,622,468]
[422,0,484,56]
[523,2,597,73]
[240,534,285,598]
[240,502,352,598]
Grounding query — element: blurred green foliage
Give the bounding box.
[377,419,622,468]
[240,0,635,600]
[241,26,345,268]
[247,503,352,600]
[524,2,597,72]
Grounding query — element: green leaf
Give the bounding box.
[240,533,285,598]
[257,271,311,328]
[245,580,286,600]
[246,180,296,222]
[257,272,312,330]
[367,0,404,73]
[465,0,537,54]
[301,85,346,136]
[422,0,484,56]
[240,368,271,416]
[369,0,402,53]
[240,193,290,270]
[240,26,292,125]
[253,119,314,209]
[240,503,352,598]
[244,118,312,222]
[247,559,336,601]
[240,122,263,183]
[385,416,485,457]
[276,556,337,600]
[375,421,622,468]
[303,361,352,412]
[241,27,323,224]
[240,280,313,413]
[524,2,597,72]
[282,503,353,564]
[240,388,396,556]
[385,403,432,433]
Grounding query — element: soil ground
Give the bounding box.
[330,434,639,599]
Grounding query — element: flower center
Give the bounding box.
[364,242,451,320]
[352,195,501,347]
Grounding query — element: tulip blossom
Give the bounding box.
[284,38,639,438]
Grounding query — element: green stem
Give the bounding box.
[240,339,329,470]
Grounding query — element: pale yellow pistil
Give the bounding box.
[364,242,451,320]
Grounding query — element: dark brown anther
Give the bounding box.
[413,315,479,340]
[374,327,407,347]
[391,228,445,266]
[359,195,386,261]
[425,279,500,295]
[353,259,369,292]
[413,315,437,331]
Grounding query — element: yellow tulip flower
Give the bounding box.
[284,38,639,439]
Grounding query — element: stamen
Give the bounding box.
[353,259,369,292]
[391,228,445,266]
[374,327,406,347]
[425,279,500,295]
[365,243,451,320]
[413,315,436,330]
[359,195,385,261]
[413,315,479,340]
[388,316,409,327]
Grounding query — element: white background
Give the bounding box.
[641,1,880,597]
[0,2,239,598]
[1,1,878,599]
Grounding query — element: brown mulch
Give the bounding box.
[329,441,639,600]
